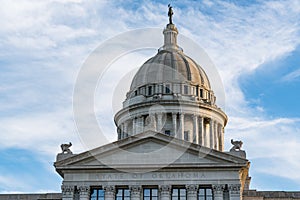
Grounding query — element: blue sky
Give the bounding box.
[0,0,300,193]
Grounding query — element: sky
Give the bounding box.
[0,0,300,193]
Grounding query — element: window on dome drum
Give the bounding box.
[198,187,213,200]
[148,86,152,96]
[172,187,186,200]
[90,188,104,200]
[165,130,171,136]
[196,86,199,96]
[200,89,203,98]
[143,188,158,200]
[165,84,171,93]
[184,85,188,94]
[116,188,130,200]
[184,131,190,141]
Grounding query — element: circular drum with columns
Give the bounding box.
[114,22,227,151]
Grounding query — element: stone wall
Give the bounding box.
[243,190,300,200]
[0,193,61,200]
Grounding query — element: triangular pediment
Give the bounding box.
[55,131,248,171]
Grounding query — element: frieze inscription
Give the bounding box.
[89,172,206,181]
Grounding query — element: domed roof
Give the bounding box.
[130,49,211,90]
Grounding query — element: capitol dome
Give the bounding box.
[114,20,227,151]
[130,49,212,91]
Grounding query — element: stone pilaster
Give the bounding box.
[192,115,198,143]
[198,116,204,145]
[132,118,136,135]
[186,184,198,200]
[212,184,225,200]
[160,185,171,200]
[124,121,128,137]
[157,112,163,132]
[172,113,177,137]
[120,123,124,139]
[61,185,74,200]
[228,184,241,200]
[78,185,90,200]
[104,185,115,200]
[220,126,225,151]
[209,119,214,148]
[213,121,218,149]
[130,185,141,200]
[179,113,185,140]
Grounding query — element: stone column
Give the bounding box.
[192,115,198,143]
[61,185,74,200]
[157,112,163,133]
[130,185,141,200]
[220,126,224,151]
[136,116,143,134]
[124,121,128,137]
[121,123,124,139]
[212,184,225,200]
[179,113,185,140]
[214,121,218,149]
[132,118,136,135]
[172,113,177,137]
[79,185,90,200]
[186,185,198,200]
[204,119,209,147]
[104,185,115,200]
[209,119,214,148]
[160,185,171,200]
[198,116,204,145]
[229,184,241,200]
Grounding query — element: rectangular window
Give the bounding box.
[184,131,190,141]
[184,85,188,94]
[148,86,152,96]
[165,84,171,93]
[143,188,158,200]
[90,188,104,200]
[116,188,130,200]
[200,89,203,98]
[165,130,171,136]
[172,187,186,200]
[198,187,213,200]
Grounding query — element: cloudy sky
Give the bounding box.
[1,0,300,193]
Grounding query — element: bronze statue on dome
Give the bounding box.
[168,4,174,24]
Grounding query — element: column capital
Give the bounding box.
[186,184,198,192]
[160,185,171,198]
[212,184,225,194]
[104,185,115,193]
[78,185,90,193]
[228,184,241,194]
[159,184,171,192]
[172,112,178,116]
[61,185,74,195]
[129,185,141,196]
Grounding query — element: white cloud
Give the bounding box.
[1,0,300,192]
[281,68,300,82]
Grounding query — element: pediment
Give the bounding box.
[55,131,248,169]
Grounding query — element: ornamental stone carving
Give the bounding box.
[61,185,74,195]
[104,185,115,200]
[212,184,225,196]
[130,185,141,200]
[228,184,241,195]
[186,184,198,199]
[78,185,90,195]
[160,185,171,199]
